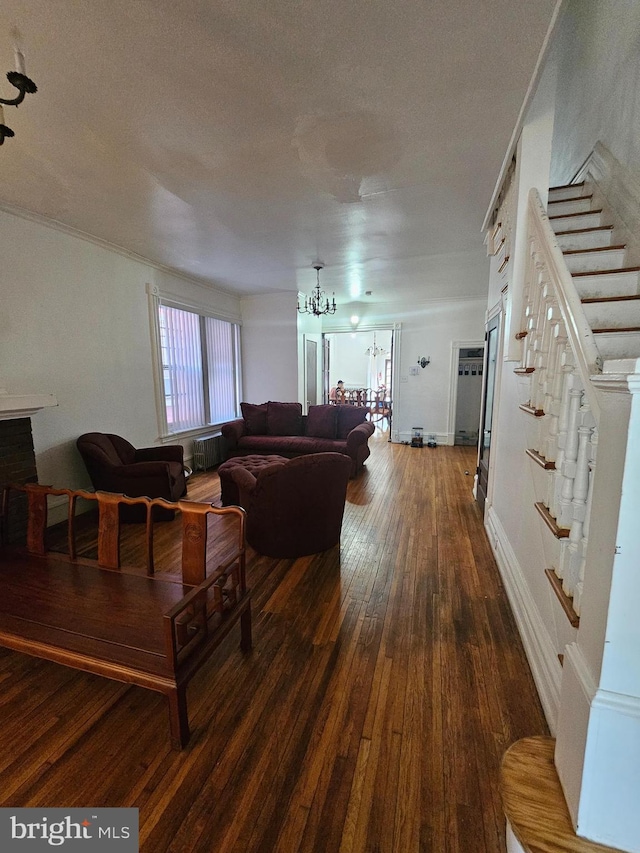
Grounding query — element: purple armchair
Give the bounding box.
[227,452,352,558]
[76,433,187,521]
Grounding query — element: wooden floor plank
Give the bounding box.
[0,431,548,851]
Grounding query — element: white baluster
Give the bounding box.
[573,425,597,615]
[557,380,583,530]
[564,411,595,599]
[550,345,574,517]
[545,319,567,464]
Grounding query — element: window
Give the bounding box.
[150,290,241,436]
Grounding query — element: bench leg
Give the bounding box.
[167,687,190,750]
[240,605,252,652]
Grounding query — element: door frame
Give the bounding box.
[476,308,504,513]
[447,339,485,446]
[321,324,399,422]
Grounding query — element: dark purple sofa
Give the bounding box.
[220,402,375,477]
[226,452,352,557]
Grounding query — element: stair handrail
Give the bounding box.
[527,187,602,421]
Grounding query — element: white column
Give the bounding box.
[556,363,640,852]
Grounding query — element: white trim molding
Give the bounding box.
[485,506,562,731]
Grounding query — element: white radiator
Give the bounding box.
[192,433,225,471]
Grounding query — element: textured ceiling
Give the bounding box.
[0,0,558,305]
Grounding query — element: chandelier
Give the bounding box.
[297,262,337,317]
[0,36,37,146]
[366,332,386,357]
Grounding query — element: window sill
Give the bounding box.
[158,423,230,444]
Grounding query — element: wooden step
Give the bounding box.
[526,448,555,470]
[591,329,640,360]
[545,569,580,628]
[535,502,569,538]
[549,209,603,231]
[563,245,627,274]
[547,195,593,216]
[548,181,586,202]
[582,294,640,330]
[555,225,615,251]
[573,268,640,299]
[501,737,619,853]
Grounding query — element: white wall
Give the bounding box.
[240,291,300,404]
[550,0,640,186]
[0,208,240,490]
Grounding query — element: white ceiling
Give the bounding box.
[0,0,558,306]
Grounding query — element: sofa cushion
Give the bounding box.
[306,404,338,439]
[241,402,268,435]
[236,435,346,455]
[267,401,303,436]
[336,405,368,439]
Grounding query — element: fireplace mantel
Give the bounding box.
[0,388,58,421]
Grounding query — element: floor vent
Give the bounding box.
[192,433,225,471]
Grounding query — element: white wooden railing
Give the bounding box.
[516,189,603,617]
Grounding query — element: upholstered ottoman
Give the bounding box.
[218,454,287,506]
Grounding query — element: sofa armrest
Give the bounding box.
[345,421,375,454]
[221,419,246,449]
[228,466,257,507]
[112,461,172,481]
[135,445,184,464]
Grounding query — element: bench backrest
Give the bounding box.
[1,483,246,589]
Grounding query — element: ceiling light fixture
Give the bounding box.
[366,332,386,357]
[0,35,37,146]
[297,262,337,317]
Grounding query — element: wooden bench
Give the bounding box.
[0,483,252,750]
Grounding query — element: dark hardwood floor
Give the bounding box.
[0,430,548,852]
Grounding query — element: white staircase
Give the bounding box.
[513,180,640,621]
[548,183,640,360]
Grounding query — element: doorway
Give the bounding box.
[454,347,484,445]
[323,328,394,430]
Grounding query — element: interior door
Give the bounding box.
[476,314,500,513]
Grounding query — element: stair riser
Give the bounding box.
[555,230,614,251]
[564,248,627,273]
[550,211,603,231]
[574,270,640,299]
[583,302,640,329]
[593,331,640,360]
[548,185,586,202]
[548,197,593,216]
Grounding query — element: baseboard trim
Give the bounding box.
[485,506,561,732]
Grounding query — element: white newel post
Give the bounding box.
[555,362,640,852]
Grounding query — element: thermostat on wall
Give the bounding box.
[409,366,419,376]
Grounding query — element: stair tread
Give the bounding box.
[548,194,593,204]
[572,266,640,277]
[582,294,640,304]
[549,209,603,220]
[549,181,585,191]
[554,225,613,236]
[563,245,626,255]
[592,326,640,333]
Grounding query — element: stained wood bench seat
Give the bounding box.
[0,484,252,750]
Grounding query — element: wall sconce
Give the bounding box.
[417,356,431,368]
[0,34,37,145]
